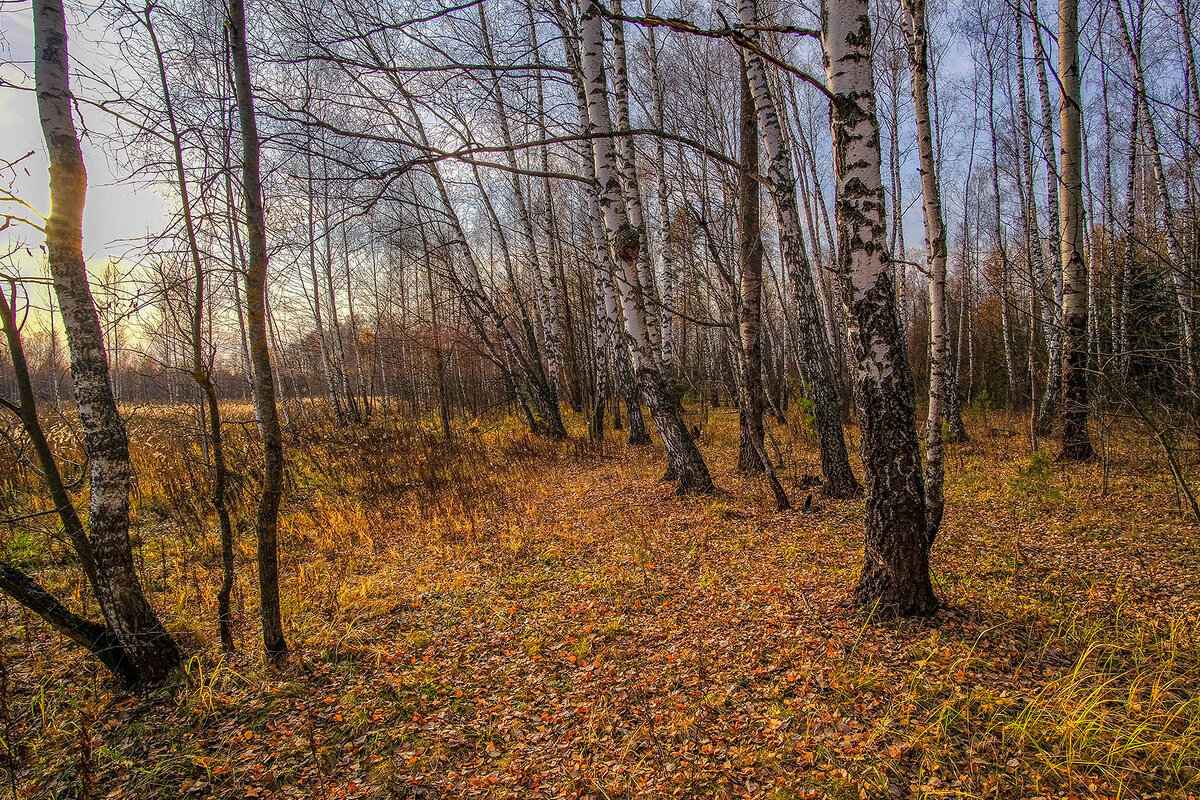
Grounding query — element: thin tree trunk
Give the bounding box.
[580,0,712,492]
[901,0,949,543]
[1017,3,1046,362]
[1012,1,1053,429]
[737,66,766,475]
[527,6,573,403]
[323,198,359,424]
[146,6,236,652]
[1119,90,1139,378]
[227,0,287,660]
[645,1,676,367]
[610,0,663,359]
[0,287,138,686]
[986,53,1019,405]
[421,228,453,443]
[739,0,859,497]
[479,6,566,406]
[1031,0,1065,424]
[1058,0,1095,460]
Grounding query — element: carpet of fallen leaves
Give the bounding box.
[2,408,1199,800]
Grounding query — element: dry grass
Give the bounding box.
[0,404,1197,799]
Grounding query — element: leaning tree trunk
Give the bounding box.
[739,0,859,497]
[580,0,712,492]
[403,89,568,440]
[547,6,652,443]
[478,6,567,406]
[527,8,574,407]
[555,0,652,448]
[823,0,937,616]
[1012,2,1051,389]
[33,0,180,684]
[0,561,137,685]
[228,0,287,661]
[900,0,949,543]
[1058,0,1095,461]
[610,0,663,359]
[146,5,236,652]
[0,287,137,686]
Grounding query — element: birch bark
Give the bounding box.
[900,0,949,542]
[1058,0,1095,460]
[739,0,859,497]
[1113,0,1197,389]
[581,0,712,492]
[34,0,180,682]
[1031,0,1065,426]
[823,0,936,615]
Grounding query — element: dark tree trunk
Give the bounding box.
[1057,0,1094,461]
[0,287,137,685]
[228,0,287,661]
[737,67,767,474]
[146,5,237,652]
[0,562,138,687]
[739,0,859,497]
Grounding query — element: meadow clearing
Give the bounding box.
[1,406,1197,800]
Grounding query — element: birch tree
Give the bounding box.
[737,65,766,475]
[29,0,181,684]
[900,0,949,541]
[738,0,860,498]
[823,0,937,615]
[1057,0,1094,460]
[580,0,713,493]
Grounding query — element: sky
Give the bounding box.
[1,2,168,275]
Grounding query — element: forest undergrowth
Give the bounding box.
[1,406,1198,800]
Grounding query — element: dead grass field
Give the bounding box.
[1,406,1198,799]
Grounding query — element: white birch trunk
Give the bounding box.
[581,0,712,492]
[610,0,663,357]
[1058,0,1094,459]
[900,0,950,542]
[33,0,180,683]
[644,1,677,367]
[739,0,860,497]
[823,0,936,615]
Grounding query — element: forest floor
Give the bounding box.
[2,406,1199,800]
